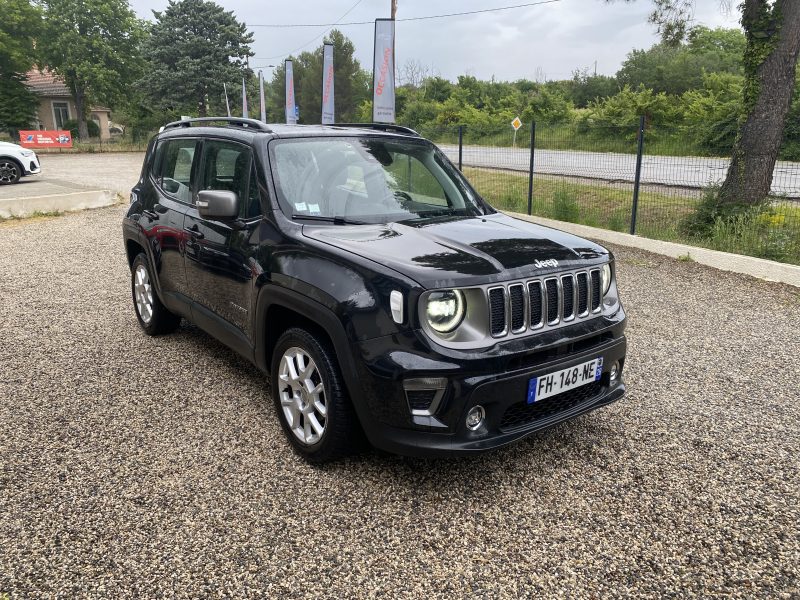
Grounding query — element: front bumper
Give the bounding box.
[22,155,41,176]
[349,313,627,457]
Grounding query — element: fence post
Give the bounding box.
[458,125,463,171]
[630,115,645,235]
[527,121,536,216]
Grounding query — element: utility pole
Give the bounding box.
[391,0,397,19]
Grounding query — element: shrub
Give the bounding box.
[62,118,100,139]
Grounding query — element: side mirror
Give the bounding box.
[197,190,239,220]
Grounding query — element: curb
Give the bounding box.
[0,189,117,218]
[506,211,800,289]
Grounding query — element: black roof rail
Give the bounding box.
[161,117,272,133]
[330,123,420,137]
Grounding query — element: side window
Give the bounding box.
[200,140,250,205]
[156,138,197,203]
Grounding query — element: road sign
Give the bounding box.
[511,116,522,130]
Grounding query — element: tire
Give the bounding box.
[131,253,181,335]
[271,327,361,463]
[0,159,22,185]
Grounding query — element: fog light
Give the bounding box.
[610,361,620,382]
[465,405,485,431]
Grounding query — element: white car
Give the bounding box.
[0,141,41,185]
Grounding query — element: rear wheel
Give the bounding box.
[0,160,21,185]
[271,328,360,462]
[131,253,181,335]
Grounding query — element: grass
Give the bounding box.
[0,210,63,224]
[463,167,800,265]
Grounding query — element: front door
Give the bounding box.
[184,139,263,342]
[141,137,200,304]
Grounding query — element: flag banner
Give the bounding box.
[259,70,267,123]
[372,19,396,123]
[223,83,231,117]
[242,77,248,119]
[285,60,297,125]
[19,130,72,148]
[321,43,335,124]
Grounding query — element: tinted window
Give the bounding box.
[200,140,250,205]
[156,138,197,203]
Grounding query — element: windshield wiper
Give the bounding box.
[291,214,366,225]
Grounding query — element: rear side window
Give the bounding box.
[155,138,197,203]
[199,139,261,219]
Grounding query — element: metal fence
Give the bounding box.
[419,120,800,266]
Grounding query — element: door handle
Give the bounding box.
[142,209,159,220]
[154,203,168,214]
[184,225,204,239]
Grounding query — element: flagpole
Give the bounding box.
[242,77,248,119]
[259,71,266,123]
[223,83,231,117]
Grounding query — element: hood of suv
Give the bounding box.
[303,213,609,288]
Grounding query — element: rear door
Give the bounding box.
[140,137,199,304]
[184,138,264,343]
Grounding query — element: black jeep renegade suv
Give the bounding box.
[122,118,627,462]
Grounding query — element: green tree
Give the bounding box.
[139,0,252,119]
[564,69,619,108]
[0,0,41,135]
[619,0,800,206]
[39,0,145,140]
[617,27,745,95]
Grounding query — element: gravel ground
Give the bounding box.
[1,206,799,598]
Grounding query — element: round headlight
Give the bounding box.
[426,290,465,333]
[601,263,612,296]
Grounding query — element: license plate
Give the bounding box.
[527,357,603,404]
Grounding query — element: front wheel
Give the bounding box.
[0,160,21,185]
[131,253,181,335]
[271,328,361,462]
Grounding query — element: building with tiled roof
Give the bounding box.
[25,70,112,140]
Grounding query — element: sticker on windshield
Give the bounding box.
[294,202,308,212]
[308,203,320,214]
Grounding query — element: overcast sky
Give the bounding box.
[128,0,740,82]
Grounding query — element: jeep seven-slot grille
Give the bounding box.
[577,272,589,315]
[509,284,525,332]
[487,268,603,338]
[488,287,506,336]
[545,279,559,323]
[528,281,543,328]
[562,276,575,320]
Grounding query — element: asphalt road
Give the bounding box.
[439,144,800,196]
[1,205,798,597]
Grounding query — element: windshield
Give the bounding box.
[269,137,488,224]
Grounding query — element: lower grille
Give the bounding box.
[406,390,437,412]
[499,381,603,430]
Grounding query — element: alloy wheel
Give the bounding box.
[278,347,327,445]
[0,161,19,184]
[133,264,154,323]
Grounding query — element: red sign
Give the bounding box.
[19,130,73,148]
